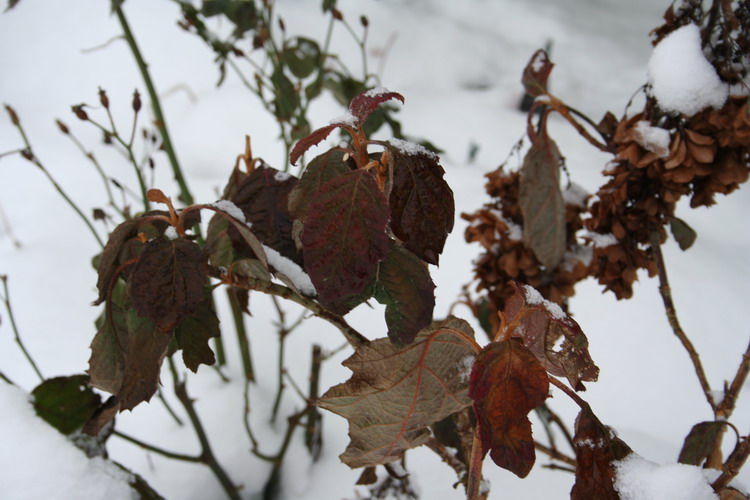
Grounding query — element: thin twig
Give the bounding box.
[1,275,43,381]
[168,358,240,500]
[227,288,255,381]
[534,440,577,468]
[208,266,368,348]
[650,231,717,412]
[156,388,184,427]
[241,379,276,462]
[716,339,750,419]
[113,430,201,462]
[0,371,16,385]
[0,201,21,247]
[712,433,750,492]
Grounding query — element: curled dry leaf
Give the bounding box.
[469,339,549,478]
[503,281,599,391]
[520,130,567,269]
[128,237,208,332]
[522,49,554,98]
[387,146,455,265]
[318,321,477,468]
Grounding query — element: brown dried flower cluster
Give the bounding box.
[586,96,750,298]
[463,169,590,326]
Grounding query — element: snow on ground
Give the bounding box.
[2,0,749,499]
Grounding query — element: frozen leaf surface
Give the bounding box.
[318,325,477,467]
[469,339,549,478]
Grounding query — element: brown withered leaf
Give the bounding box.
[519,131,566,269]
[129,237,208,332]
[318,324,477,468]
[678,421,726,466]
[118,307,172,411]
[503,282,599,390]
[173,290,220,373]
[229,165,302,265]
[522,49,554,98]
[94,218,144,305]
[571,405,633,500]
[373,241,435,345]
[387,147,454,265]
[301,169,389,313]
[468,339,549,478]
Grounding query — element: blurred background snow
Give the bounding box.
[2,0,749,498]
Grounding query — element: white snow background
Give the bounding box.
[1,0,750,499]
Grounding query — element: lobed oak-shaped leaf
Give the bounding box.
[374,242,435,344]
[519,130,566,269]
[318,324,477,467]
[229,165,302,265]
[469,339,549,478]
[128,237,208,332]
[522,49,554,98]
[387,146,454,265]
[571,405,633,500]
[173,290,220,373]
[301,168,389,314]
[503,282,599,391]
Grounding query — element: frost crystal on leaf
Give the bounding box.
[210,200,246,224]
[330,111,357,127]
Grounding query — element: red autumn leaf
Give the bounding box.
[349,87,405,124]
[290,123,339,166]
[229,165,302,266]
[503,282,599,391]
[373,241,435,344]
[128,237,208,332]
[301,168,389,313]
[522,49,554,98]
[387,145,454,265]
[94,218,145,305]
[571,405,633,500]
[318,322,477,467]
[519,130,566,269]
[469,339,549,478]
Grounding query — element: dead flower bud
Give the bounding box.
[132,90,142,113]
[4,104,20,126]
[55,119,70,135]
[332,8,343,20]
[72,105,89,121]
[98,88,109,109]
[360,15,369,28]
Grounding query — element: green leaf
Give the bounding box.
[519,130,566,269]
[204,214,234,268]
[374,242,435,344]
[318,324,477,467]
[321,0,336,12]
[678,421,726,466]
[669,216,697,251]
[301,169,389,313]
[284,37,321,79]
[271,67,299,121]
[88,302,128,396]
[32,375,101,435]
[174,291,220,373]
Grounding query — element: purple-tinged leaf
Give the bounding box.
[350,87,404,124]
[301,169,389,313]
[173,291,220,373]
[289,149,353,223]
[290,123,339,166]
[387,146,454,265]
[374,242,435,344]
[230,165,302,265]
